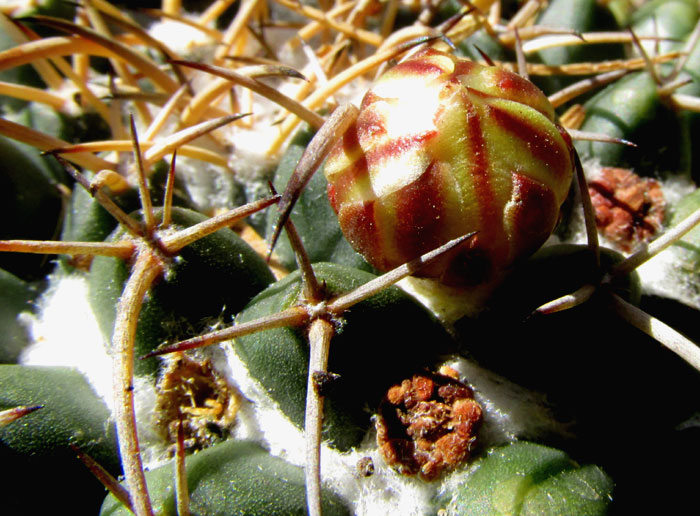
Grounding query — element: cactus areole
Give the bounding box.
[324,49,576,287]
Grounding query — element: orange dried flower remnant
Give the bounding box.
[589,167,666,252]
[376,370,482,481]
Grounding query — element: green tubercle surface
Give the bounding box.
[234,262,452,450]
[89,206,275,376]
[100,440,351,516]
[441,441,613,516]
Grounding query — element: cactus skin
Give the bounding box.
[441,441,613,516]
[324,48,575,287]
[100,440,351,516]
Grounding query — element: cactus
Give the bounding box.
[1,1,700,515]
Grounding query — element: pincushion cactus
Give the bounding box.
[1,1,700,515]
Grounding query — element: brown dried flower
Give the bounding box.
[375,367,482,481]
[154,354,240,452]
[589,167,666,252]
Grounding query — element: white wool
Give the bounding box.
[221,343,565,516]
[147,17,218,61]
[174,156,241,213]
[633,175,700,309]
[19,271,164,465]
[223,338,436,515]
[566,160,700,310]
[19,271,114,409]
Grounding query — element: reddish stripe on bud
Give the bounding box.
[453,59,479,77]
[326,121,371,209]
[454,61,554,119]
[557,124,574,152]
[389,51,453,78]
[327,152,370,209]
[463,96,510,279]
[390,160,448,274]
[337,200,386,269]
[364,131,437,169]
[391,59,449,79]
[488,104,571,184]
[327,182,339,212]
[492,68,554,118]
[359,90,381,111]
[355,101,387,139]
[493,68,524,94]
[327,119,361,166]
[506,172,559,261]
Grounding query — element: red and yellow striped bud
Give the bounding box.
[325,48,575,287]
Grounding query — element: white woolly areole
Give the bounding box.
[146,18,218,60]
[222,341,439,516]
[445,357,571,445]
[637,247,700,309]
[174,156,240,213]
[226,123,289,172]
[221,342,307,461]
[16,271,569,515]
[633,175,700,309]
[18,271,163,466]
[220,341,567,516]
[581,160,700,310]
[20,272,114,408]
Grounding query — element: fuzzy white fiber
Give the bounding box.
[15,152,700,515]
[14,259,578,516]
[222,342,439,516]
[16,270,439,514]
[221,343,566,516]
[19,271,114,408]
[147,17,218,61]
[581,160,700,310]
[18,271,164,463]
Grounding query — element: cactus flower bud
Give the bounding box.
[325,48,575,288]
